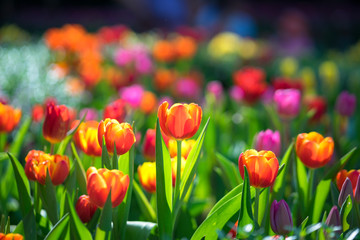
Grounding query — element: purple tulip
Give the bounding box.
[79,108,99,121]
[325,206,342,236]
[119,84,144,108]
[229,86,244,102]
[335,91,356,117]
[255,129,281,157]
[206,81,223,99]
[355,176,360,203]
[270,200,293,235]
[338,178,354,207]
[273,88,301,119]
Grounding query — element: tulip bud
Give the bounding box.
[338,178,354,207]
[255,129,281,157]
[270,200,293,235]
[355,176,360,203]
[75,195,97,223]
[335,91,356,117]
[325,206,342,237]
[43,102,70,144]
[273,89,301,120]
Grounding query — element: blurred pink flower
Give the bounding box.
[273,88,301,119]
[174,78,201,100]
[229,86,244,102]
[114,48,133,66]
[255,129,281,157]
[119,84,144,108]
[158,96,174,107]
[335,91,356,117]
[79,108,99,121]
[206,81,223,99]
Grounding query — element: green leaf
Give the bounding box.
[7,152,37,240]
[13,221,24,235]
[101,136,111,169]
[237,167,254,231]
[296,156,308,211]
[44,213,70,240]
[207,183,243,216]
[112,142,118,169]
[311,179,331,224]
[125,221,157,240]
[95,189,112,240]
[215,152,242,190]
[323,147,357,180]
[67,194,92,240]
[155,119,173,240]
[272,142,293,199]
[57,114,86,155]
[114,145,135,239]
[71,142,87,194]
[301,216,309,231]
[9,116,32,158]
[259,187,270,232]
[133,181,156,222]
[340,195,353,232]
[38,172,59,226]
[180,117,210,201]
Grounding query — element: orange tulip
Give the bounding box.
[168,139,195,159]
[153,40,175,62]
[0,103,21,133]
[140,91,158,115]
[75,195,97,223]
[24,150,70,185]
[0,233,24,240]
[158,101,202,140]
[43,102,70,144]
[296,132,334,168]
[86,167,129,208]
[173,36,197,59]
[138,162,157,193]
[154,68,176,92]
[336,169,360,194]
[238,149,279,188]
[97,118,136,155]
[74,121,102,157]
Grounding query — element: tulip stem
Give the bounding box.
[307,169,315,209]
[174,140,182,205]
[254,188,260,225]
[50,143,54,155]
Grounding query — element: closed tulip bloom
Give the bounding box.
[75,195,97,223]
[325,206,342,236]
[168,139,196,159]
[338,178,354,207]
[0,102,22,133]
[43,102,70,143]
[158,101,202,140]
[48,154,70,185]
[296,132,334,169]
[270,200,293,235]
[0,233,24,240]
[98,118,136,155]
[74,121,102,157]
[335,91,356,117]
[336,169,360,194]
[238,149,279,188]
[86,167,129,208]
[273,89,301,119]
[142,129,156,161]
[255,130,281,157]
[103,99,127,123]
[138,162,157,193]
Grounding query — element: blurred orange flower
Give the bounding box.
[173,36,197,59]
[168,139,196,159]
[0,233,24,240]
[86,167,129,208]
[238,149,279,188]
[103,99,127,123]
[140,91,158,114]
[31,104,44,123]
[153,40,175,62]
[138,162,157,193]
[73,121,102,157]
[154,68,176,92]
[0,103,21,133]
[158,101,202,140]
[296,132,334,169]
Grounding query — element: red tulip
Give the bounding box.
[75,195,97,223]
[43,102,70,143]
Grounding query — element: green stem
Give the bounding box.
[254,188,260,226]
[0,133,6,151]
[174,141,182,205]
[50,143,54,155]
[307,169,315,210]
[354,202,360,225]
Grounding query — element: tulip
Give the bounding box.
[338,178,354,207]
[73,121,102,157]
[233,67,267,104]
[335,91,356,117]
[255,130,281,157]
[138,162,157,193]
[335,169,360,194]
[173,36,197,59]
[86,167,129,208]
[325,206,342,236]
[152,40,175,62]
[43,102,70,144]
[0,102,22,133]
[229,86,244,103]
[270,200,293,235]
[98,118,136,155]
[31,104,44,123]
[140,91,157,114]
[103,99,127,123]
[296,132,334,169]
[273,89,301,119]
[24,150,70,185]
[119,84,144,108]
[168,139,195,159]
[142,129,156,161]
[158,101,202,140]
[154,69,176,92]
[238,149,279,188]
[75,195,97,223]
[0,233,24,240]
[304,96,327,122]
